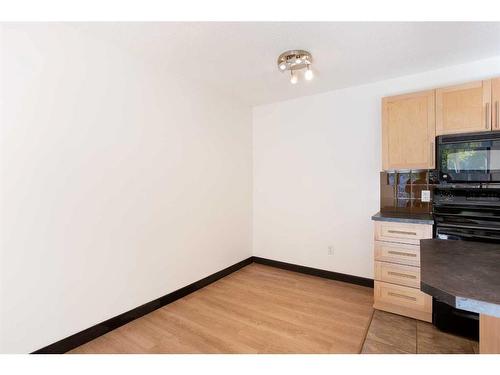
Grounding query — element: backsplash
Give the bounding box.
[380,170,439,214]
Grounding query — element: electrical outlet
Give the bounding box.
[421,190,431,202]
[328,246,334,255]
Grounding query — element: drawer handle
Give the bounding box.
[387,230,417,236]
[388,292,417,302]
[387,250,417,257]
[388,271,417,279]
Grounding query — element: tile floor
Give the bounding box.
[361,310,479,354]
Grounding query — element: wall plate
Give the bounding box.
[421,190,431,202]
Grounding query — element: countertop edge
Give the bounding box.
[421,281,456,308]
[422,281,500,318]
[371,211,434,225]
[456,297,500,318]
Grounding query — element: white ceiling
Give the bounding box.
[72,22,500,106]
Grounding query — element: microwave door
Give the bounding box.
[439,141,491,182]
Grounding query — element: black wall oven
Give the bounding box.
[437,131,500,184]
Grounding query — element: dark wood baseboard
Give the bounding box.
[32,255,372,354]
[32,257,253,354]
[252,256,374,288]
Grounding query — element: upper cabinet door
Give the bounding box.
[492,78,500,131]
[436,80,492,135]
[382,90,436,171]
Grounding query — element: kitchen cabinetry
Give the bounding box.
[382,90,436,170]
[381,76,500,171]
[373,220,433,322]
[492,78,500,131]
[436,80,492,135]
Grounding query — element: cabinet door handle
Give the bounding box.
[430,141,434,166]
[496,101,499,129]
[388,271,417,279]
[388,230,417,236]
[486,102,490,129]
[388,292,417,302]
[388,250,417,258]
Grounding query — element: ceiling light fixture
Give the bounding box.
[277,50,314,84]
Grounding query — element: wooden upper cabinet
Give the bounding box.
[492,78,500,131]
[382,90,436,171]
[436,80,492,135]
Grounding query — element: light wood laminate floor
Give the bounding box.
[69,263,374,353]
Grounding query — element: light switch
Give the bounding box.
[421,190,431,202]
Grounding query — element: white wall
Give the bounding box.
[2,23,500,354]
[0,24,252,353]
[253,56,500,279]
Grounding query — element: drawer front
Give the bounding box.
[374,281,432,314]
[374,221,432,245]
[374,261,420,288]
[374,240,420,266]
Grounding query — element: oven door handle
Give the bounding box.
[433,211,500,218]
[436,230,500,242]
[437,222,500,231]
[433,213,500,222]
[434,202,500,209]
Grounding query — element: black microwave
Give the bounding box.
[437,131,500,183]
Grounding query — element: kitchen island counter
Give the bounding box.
[420,239,500,353]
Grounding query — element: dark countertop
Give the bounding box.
[420,239,500,317]
[371,211,434,225]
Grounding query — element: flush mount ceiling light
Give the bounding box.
[277,50,314,84]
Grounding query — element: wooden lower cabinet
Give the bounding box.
[374,221,433,246]
[374,240,421,267]
[480,314,500,354]
[374,261,420,289]
[374,281,432,322]
[373,220,433,322]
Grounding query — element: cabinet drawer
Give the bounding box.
[374,261,420,288]
[374,281,432,322]
[374,221,432,245]
[374,240,420,266]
